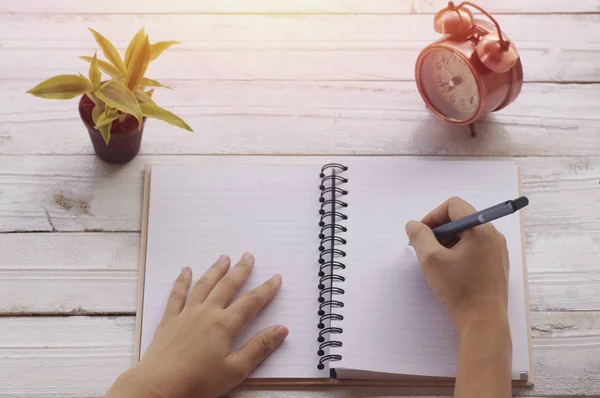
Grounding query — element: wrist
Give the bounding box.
[457,308,512,366]
[105,367,165,398]
[452,298,509,336]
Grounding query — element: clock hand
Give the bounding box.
[441,65,454,79]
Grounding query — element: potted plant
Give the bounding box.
[26,27,192,163]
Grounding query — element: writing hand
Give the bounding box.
[405,197,512,398]
[105,253,288,398]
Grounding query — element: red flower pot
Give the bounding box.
[78,94,146,164]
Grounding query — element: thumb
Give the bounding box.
[228,325,288,381]
[405,221,441,261]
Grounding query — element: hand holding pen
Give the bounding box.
[405,196,520,398]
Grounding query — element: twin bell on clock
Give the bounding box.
[415,1,523,135]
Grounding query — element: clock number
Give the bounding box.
[450,53,457,62]
[469,96,474,104]
[436,74,442,83]
[460,98,466,107]
[435,62,441,71]
[450,94,456,103]
[441,55,449,64]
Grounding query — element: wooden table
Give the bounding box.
[1,1,599,397]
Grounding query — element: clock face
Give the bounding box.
[418,48,481,121]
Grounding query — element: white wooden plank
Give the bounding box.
[0,312,597,397]
[1,156,599,233]
[0,233,138,314]
[2,81,599,156]
[1,0,598,14]
[1,229,598,314]
[1,14,597,82]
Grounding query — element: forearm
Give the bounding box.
[454,313,512,398]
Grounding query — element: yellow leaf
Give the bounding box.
[134,88,155,105]
[87,91,101,106]
[125,27,146,69]
[141,78,172,90]
[88,28,127,74]
[141,103,193,132]
[91,104,104,125]
[145,89,154,97]
[97,121,112,145]
[149,41,179,62]
[95,80,142,124]
[89,52,101,89]
[80,56,121,78]
[95,109,120,128]
[126,35,151,91]
[27,74,93,99]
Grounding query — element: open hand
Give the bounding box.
[106,253,288,398]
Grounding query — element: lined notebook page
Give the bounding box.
[140,164,325,379]
[334,158,530,380]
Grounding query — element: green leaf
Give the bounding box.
[97,120,112,145]
[88,28,127,74]
[27,74,93,99]
[125,27,146,69]
[80,56,121,78]
[149,41,179,62]
[89,52,101,89]
[95,80,142,124]
[91,104,104,125]
[95,109,120,128]
[134,88,156,105]
[126,34,151,91]
[141,78,172,90]
[141,103,193,132]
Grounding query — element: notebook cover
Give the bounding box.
[134,162,534,388]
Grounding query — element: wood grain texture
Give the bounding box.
[1,155,598,233]
[2,0,599,14]
[1,15,598,83]
[0,233,139,314]
[3,81,600,156]
[0,312,598,397]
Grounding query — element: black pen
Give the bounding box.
[432,196,529,240]
[409,196,529,245]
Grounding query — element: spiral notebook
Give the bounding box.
[134,157,533,387]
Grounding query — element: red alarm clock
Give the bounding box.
[415,1,523,136]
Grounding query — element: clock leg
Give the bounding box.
[469,123,476,137]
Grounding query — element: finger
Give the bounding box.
[206,252,255,308]
[187,255,231,305]
[227,325,289,382]
[421,196,478,228]
[226,274,282,335]
[405,221,448,265]
[163,266,192,319]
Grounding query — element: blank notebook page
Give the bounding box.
[335,158,530,380]
[140,164,324,379]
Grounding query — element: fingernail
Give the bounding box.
[273,325,289,341]
[242,252,254,261]
[270,274,283,285]
[181,266,191,276]
[216,254,228,264]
